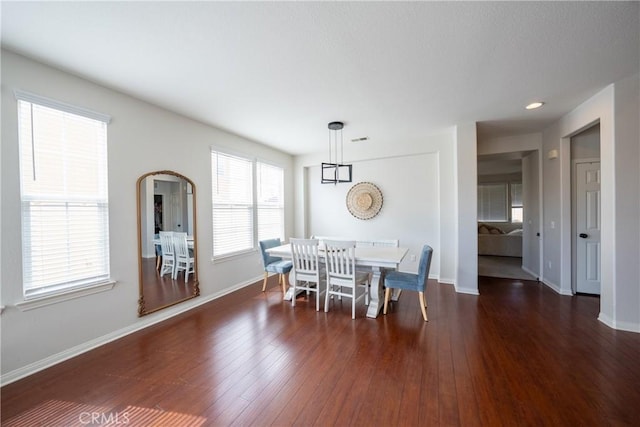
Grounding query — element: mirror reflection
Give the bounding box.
[137,171,199,316]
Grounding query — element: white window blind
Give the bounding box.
[17,92,111,297]
[511,182,523,222]
[257,162,284,242]
[211,151,254,257]
[478,183,508,222]
[511,183,523,207]
[211,150,285,259]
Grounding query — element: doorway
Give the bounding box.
[476,150,541,281]
[154,194,163,234]
[571,124,601,295]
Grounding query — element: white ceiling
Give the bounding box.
[2,1,638,156]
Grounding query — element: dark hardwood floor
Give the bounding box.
[2,275,640,426]
[141,258,198,313]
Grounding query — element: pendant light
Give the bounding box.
[321,121,352,184]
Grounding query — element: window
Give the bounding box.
[256,162,285,242]
[477,181,522,223]
[477,183,508,222]
[16,90,111,298]
[511,182,523,223]
[211,150,284,258]
[211,152,254,257]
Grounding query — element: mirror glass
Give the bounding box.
[137,170,199,316]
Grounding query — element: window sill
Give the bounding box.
[15,280,117,312]
[212,248,258,264]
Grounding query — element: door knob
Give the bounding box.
[579,233,588,238]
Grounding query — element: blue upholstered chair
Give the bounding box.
[383,245,433,321]
[259,238,293,293]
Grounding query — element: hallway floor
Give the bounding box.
[478,255,537,281]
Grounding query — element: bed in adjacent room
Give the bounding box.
[477,223,523,257]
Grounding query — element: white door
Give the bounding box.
[170,193,181,231]
[575,162,601,295]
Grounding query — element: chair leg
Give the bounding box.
[280,274,288,294]
[324,285,331,313]
[419,291,428,321]
[383,288,391,314]
[291,281,296,307]
[262,272,268,292]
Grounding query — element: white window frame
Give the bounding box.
[15,90,114,309]
[211,148,285,261]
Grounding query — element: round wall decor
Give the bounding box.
[346,182,383,220]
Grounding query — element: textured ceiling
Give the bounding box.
[2,1,638,155]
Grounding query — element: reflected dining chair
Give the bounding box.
[259,238,293,294]
[323,240,370,319]
[383,245,433,321]
[173,232,195,282]
[290,238,325,311]
[158,231,175,277]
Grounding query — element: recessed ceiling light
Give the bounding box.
[526,101,544,110]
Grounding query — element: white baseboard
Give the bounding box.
[598,312,640,333]
[540,277,572,295]
[437,276,455,285]
[521,265,539,280]
[0,276,262,386]
[435,275,478,295]
[455,286,480,295]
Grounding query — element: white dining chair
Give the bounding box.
[323,240,370,319]
[290,238,325,311]
[173,232,195,282]
[158,231,175,278]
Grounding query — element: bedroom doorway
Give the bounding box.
[477,150,540,281]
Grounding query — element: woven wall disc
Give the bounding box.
[346,182,383,220]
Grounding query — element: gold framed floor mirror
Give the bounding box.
[136,170,199,316]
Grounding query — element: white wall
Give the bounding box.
[455,123,479,294]
[571,124,600,160]
[294,128,458,284]
[542,73,640,331]
[477,133,542,156]
[612,74,640,331]
[0,50,294,382]
[306,154,439,276]
[522,151,541,278]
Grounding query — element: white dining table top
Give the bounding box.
[266,243,408,268]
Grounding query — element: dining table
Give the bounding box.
[266,243,408,318]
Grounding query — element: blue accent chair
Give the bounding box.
[383,245,433,321]
[259,238,293,293]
